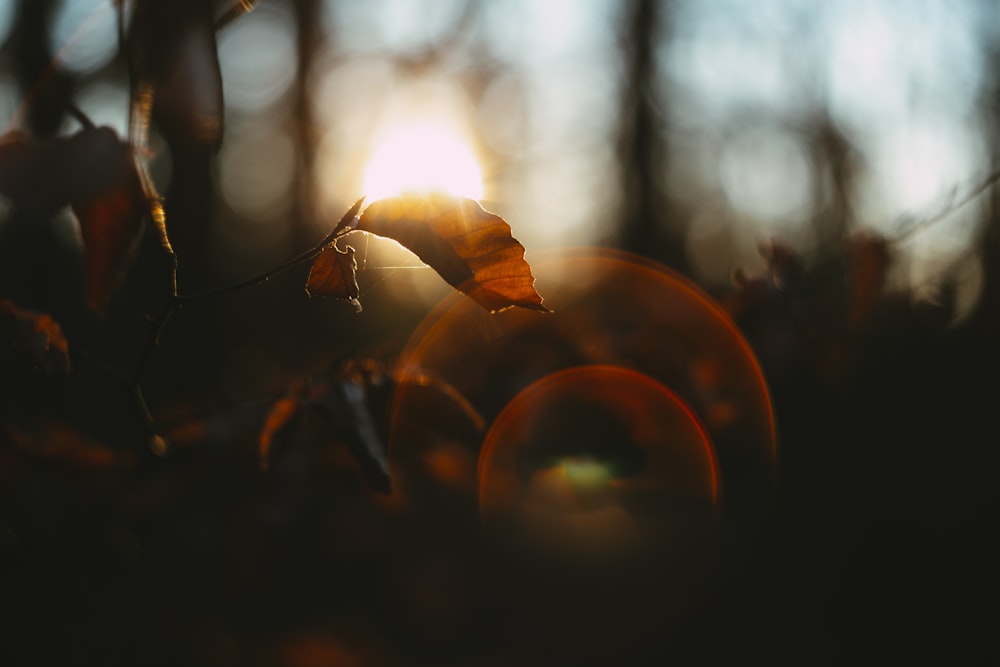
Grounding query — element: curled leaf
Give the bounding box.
[357,194,547,313]
[330,196,366,239]
[307,244,362,313]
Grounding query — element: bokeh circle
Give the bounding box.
[389,248,776,546]
[478,364,719,566]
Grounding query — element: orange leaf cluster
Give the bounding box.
[307,194,547,314]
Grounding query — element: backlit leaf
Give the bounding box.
[357,194,547,313]
[306,244,362,313]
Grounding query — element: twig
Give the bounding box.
[215,0,258,32]
[175,197,364,304]
[65,103,96,129]
[892,169,1000,245]
[175,240,328,304]
[132,301,177,438]
[127,198,364,440]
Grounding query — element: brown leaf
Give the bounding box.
[0,127,127,216]
[71,146,148,311]
[256,362,391,493]
[357,194,547,313]
[258,393,302,472]
[0,126,149,311]
[333,368,391,494]
[0,298,71,374]
[306,244,362,313]
[330,196,366,238]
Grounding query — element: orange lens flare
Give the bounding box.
[478,365,719,560]
[388,248,776,540]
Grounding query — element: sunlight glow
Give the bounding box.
[362,122,483,202]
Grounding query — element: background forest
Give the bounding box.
[1,0,998,665]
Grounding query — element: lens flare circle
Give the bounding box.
[362,122,483,202]
[388,249,776,527]
[479,365,719,561]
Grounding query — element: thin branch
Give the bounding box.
[132,302,177,438]
[176,241,329,304]
[129,189,363,439]
[215,0,258,32]
[65,102,96,129]
[892,169,1000,245]
[176,197,365,304]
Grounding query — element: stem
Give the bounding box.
[130,188,363,437]
[175,239,328,304]
[215,0,258,32]
[65,103,96,129]
[132,301,177,438]
[893,169,1000,245]
[176,196,365,304]
[131,200,179,440]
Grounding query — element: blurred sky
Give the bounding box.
[0,0,995,297]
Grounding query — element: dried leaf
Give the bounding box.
[0,299,71,374]
[333,373,391,494]
[0,126,149,311]
[330,196,366,238]
[0,127,126,216]
[306,244,362,313]
[258,394,302,472]
[357,194,547,313]
[71,144,148,311]
[256,360,395,492]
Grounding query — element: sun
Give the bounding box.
[362,121,484,202]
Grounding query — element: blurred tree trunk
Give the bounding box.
[978,15,1000,318]
[616,0,686,273]
[8,0,71,137]
[0,0,79,314]
[289,0,321,249]
[805,108,854,259]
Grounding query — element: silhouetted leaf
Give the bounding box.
[258,393,301,472]
[71,143,148,311]
[330,196,366,238]
[0,299,70,374]
[334,370,391,493]
[357,194,547,313]
[307,244,362,313]
[0,126,149,310]
[0,127,129,216]
[257,364,391,493]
